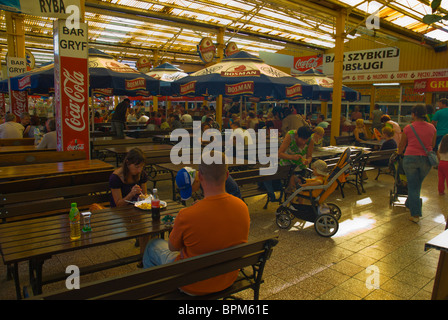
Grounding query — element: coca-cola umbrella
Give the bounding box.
[294,68,361,102]
[171,51,312,100]
[146,62,188,96]
[1,49,160,96]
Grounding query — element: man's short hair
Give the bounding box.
[198,151,228,185]
[5,113,16,122]
[440,98,447,107]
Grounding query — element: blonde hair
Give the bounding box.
[355,118,364,127]
[314,126,324,136]
[382,126,394,138]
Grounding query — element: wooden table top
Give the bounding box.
[0,145,56,154]
[0,159,113,181]
[425,229,448,253]
[0,199,183,265]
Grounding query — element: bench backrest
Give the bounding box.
[0,138,35,146]
[0,182,111,220]
[367,149,397,162]
[0,150,86,166]
[232,165,292,186]
[34,236,278,300]
[91,138,154,147]
[0,169,113,194]
[334,135,355,146]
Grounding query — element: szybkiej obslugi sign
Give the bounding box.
[53,20,89,158]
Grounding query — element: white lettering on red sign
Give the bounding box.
[62,68,86,132]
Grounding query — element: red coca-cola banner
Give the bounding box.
[10,90,28,119]
[0,93,5,114]
[54,20,89,158]
[414,77,448,93]
[293,55,323,73]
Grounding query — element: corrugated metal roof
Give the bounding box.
[0,0,446,69]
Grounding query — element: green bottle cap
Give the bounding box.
[71,203,77,207]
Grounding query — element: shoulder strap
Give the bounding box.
[409,124,429,153]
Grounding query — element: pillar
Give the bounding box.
[330,9,346,146]
[217,27,225,63]
[216,95,223,130]
[153,96,158,112]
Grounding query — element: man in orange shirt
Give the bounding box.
[142,152,250,296]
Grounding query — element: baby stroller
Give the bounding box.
[389,153,408,207]
[275,148,358,237]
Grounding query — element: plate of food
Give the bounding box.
[134,199,167,210]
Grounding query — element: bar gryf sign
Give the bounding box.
[54,19,89,158]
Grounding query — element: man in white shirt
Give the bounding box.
[181,110,193,126]
[0,113,24,139]
[37,118,57,149]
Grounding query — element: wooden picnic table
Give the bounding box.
[425,226,448,300]
[0,199,183,299]
[0,159,113,181]
[0,145,56,154]
[105,144,173,166]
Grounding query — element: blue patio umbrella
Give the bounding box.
[294,68,361,102]
[171,51,313,100]
[0,49,160,96]
[146,62,188,96]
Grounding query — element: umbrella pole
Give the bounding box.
[239,96,242,119]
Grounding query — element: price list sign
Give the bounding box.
[53,20,89,158]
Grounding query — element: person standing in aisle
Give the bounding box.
[398,105,436,223]
[432,98,448,150]
[437,134,448,196]
[111,98,131,139]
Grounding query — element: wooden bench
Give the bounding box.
[365,149,397,180]
[0,169,113,223]
[30,236,278,300]
[232,165,293,209]
[340,151,371,195]
[0,150,86,166]
[0,138,35,146]
[334,135,355,146]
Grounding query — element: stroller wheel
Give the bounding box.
[327,203,342,220]
[276,213,292,229]
[314,214,339,237]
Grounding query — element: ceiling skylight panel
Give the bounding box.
[356,1,383,14]
[425,29,448,42]
[391,16,420,27]
[221,0,255,11]
[337,0,365,6]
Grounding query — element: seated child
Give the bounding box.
[311,126,325,147]
[287,160,329,204]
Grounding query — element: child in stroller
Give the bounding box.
[276,148,357,237]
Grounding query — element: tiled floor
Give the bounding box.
[0,167,446,300]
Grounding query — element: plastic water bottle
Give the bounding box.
[151,188,160,221]
[69,203,81,240]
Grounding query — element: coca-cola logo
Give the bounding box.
[67,139,85,151]
[11,91,27,116]
[294,56,323,72]
[414,80,427,90]
[62,68,86,132]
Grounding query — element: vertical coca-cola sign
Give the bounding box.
[54,19,89,158]
[10,91,28,119]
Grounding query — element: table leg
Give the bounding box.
[12,263,22,300]
[29,259,44,295]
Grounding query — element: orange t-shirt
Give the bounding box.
[169,193,250,295]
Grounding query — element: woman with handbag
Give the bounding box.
[397,105,437,223]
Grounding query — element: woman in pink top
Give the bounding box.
[398,105,436,223]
